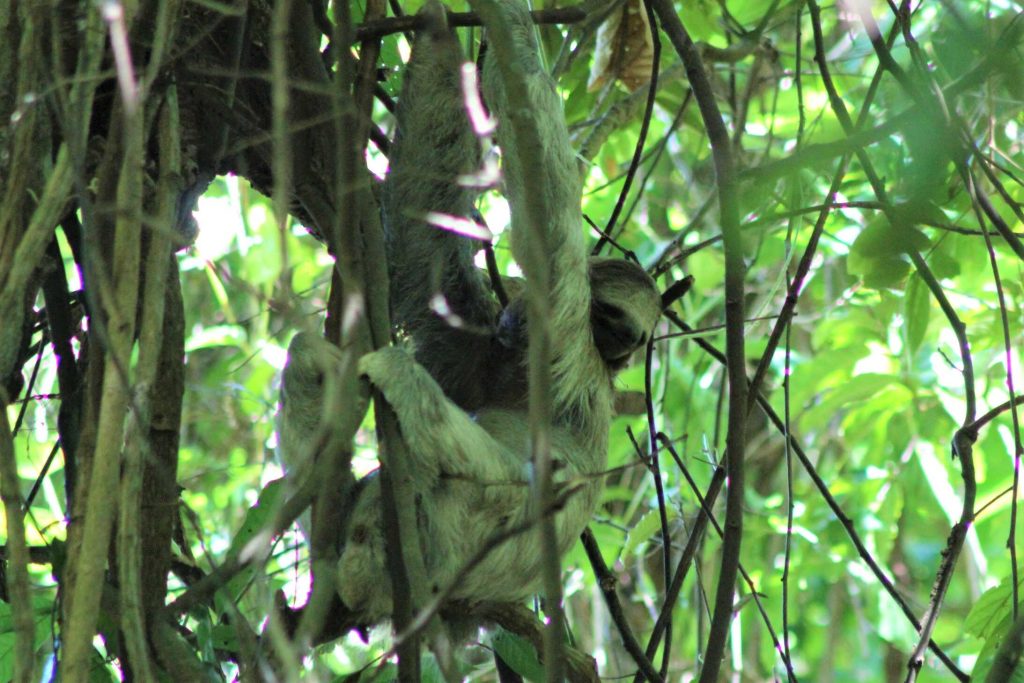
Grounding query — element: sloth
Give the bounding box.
[279,0,662,631]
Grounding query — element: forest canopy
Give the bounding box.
[0,0,1023,681]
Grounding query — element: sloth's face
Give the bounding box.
[588,258,662,371]
[282,332,344,405]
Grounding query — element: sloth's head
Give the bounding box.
[494,258,661,373]
[588,258,662,371]
[281,332,343,404]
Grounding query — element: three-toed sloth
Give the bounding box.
[279,0,662,630]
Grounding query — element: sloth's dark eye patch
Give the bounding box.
[592,300,628,325]
[600,303,625,320]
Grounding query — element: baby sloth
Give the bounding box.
[278,0,662,630]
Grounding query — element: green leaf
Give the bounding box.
[892,199,948,227]
[863,257,911,289]
[850,218,890,260]
[227,478,285,558]
[877,591,917,649]
[847,221,914,289]
[492,628,545,683]
[89,649,119,682]
[904,274,931,354]
[801,374,903,431]
[622,506,680,560]
[422,653,451,683]
[209,624,240,654]
[928,246,962,280]
[678,0,721,42]
[215,479,288,605]
[849,216,930,290]
[966,582,1016,639]
[970,609,1024,683]
[184,324,246,352]
[0,592,61,682]
[338,661,398,683]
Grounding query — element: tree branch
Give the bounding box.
[647,4,745,681]
[580,528,664,683]
[354,6,587,41]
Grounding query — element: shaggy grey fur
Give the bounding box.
[279,0,662,628]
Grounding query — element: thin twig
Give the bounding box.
[580,528,664,683]
[642,334,673,676]
[666,310,969,681]
[658,435,798,681]
[594,0,661,252]
[969,165,1024,622]
[633,467,726,683]
[804,1,978,675]
[354,7,587,41]
[165,472,322,616]
[389,486,583,653]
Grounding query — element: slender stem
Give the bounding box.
[63,87,144,683]
[0,400,33,683]
[580,528,664,683]
[648,4,745,680]
[354,6,586,41]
